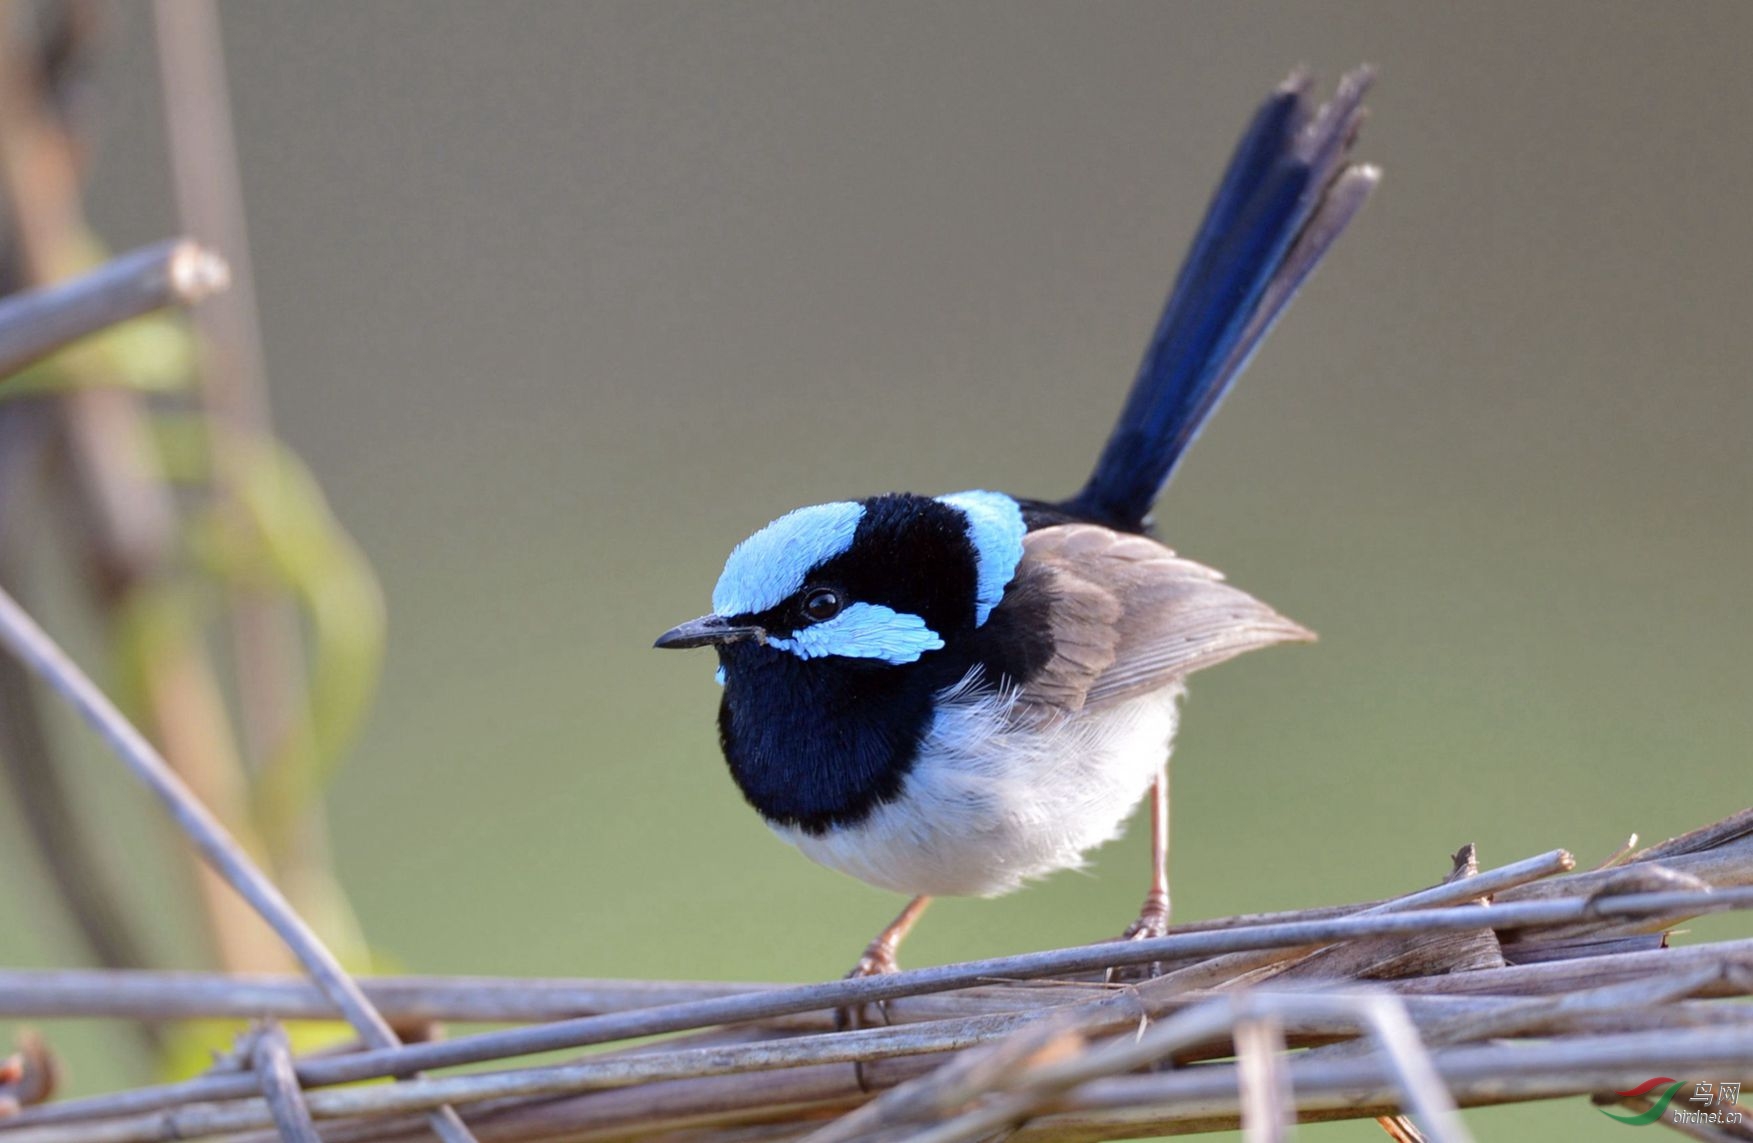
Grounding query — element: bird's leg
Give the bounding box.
[850,894,932,978]
[1124,767,1172,940]
[1108,768,1170,984]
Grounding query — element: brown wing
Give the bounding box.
[1012,522,1313,716]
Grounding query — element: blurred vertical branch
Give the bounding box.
[152,0,299,767]
[151,0,382,957]
[0,0,389,1072]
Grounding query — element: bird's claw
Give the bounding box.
[837,943,899,1029]
[1107,897,1171,983]
[1121,905,1170,943]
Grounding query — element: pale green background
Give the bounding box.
[3,4,1751,1139]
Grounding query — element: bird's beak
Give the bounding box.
[653,614,765,650]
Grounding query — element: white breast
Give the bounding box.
[775,676,1182,898]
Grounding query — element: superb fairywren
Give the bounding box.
[657,69,1377,975]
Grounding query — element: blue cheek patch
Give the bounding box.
[712,501,865,618]
[936,490,1025,627]
[767,602,945,664]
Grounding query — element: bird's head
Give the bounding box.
[655,491,1025,679]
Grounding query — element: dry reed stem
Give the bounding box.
[0,238,229,380]
[1234,1013,1291,1142]
[247,1025,319,1143]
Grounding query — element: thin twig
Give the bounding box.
[248,1025,319,1143]
[0,239,228,380]
[1397,938,1753,998]
[1344,995,1467,1143]
[1364,849,1574,911]
[1235,1012,1291,1143]
[0,970,769,1024]
[0,585,477,1143]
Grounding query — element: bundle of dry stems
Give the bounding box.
[1,6,1750,1142]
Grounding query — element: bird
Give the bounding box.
[656,67,1378,978]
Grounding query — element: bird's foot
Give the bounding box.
[836,943,901,1092]
[1120,903,1170,942]
[1107,892,1171,983]
[836,940,899,1030]
[848,943,901,979]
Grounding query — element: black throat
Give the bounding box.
[714,582,1057,836]
[716,641,965,835]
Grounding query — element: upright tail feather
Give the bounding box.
[1063,67,1379,532]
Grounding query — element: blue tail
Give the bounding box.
[1063,68,1378,532]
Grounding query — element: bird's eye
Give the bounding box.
[802,588,843,622]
